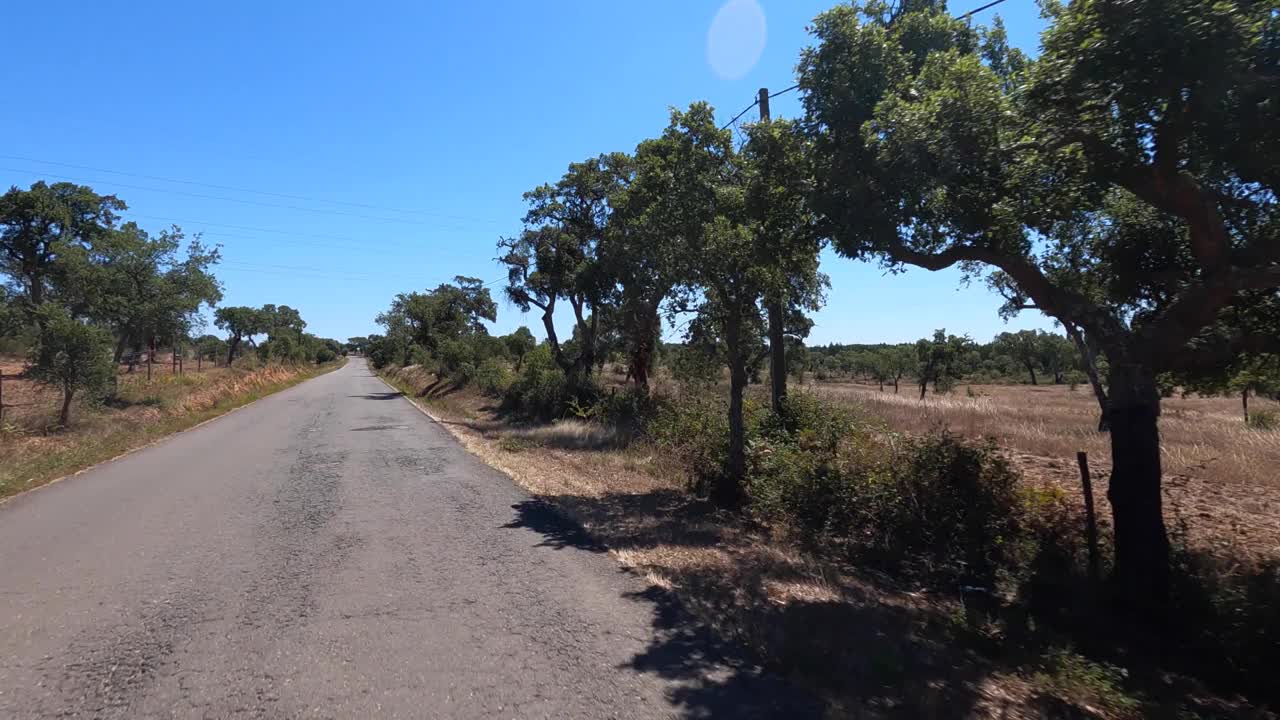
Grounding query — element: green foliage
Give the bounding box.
[1247,410,1279,431]
[501,326,536,370]
[647,390,744,493]
[472,357,513,397]
[374,276,497,377]
[0,181,127,310]
[503,344,597,421]
[27,306,115,425]
[915,329,973,395]
[1029,649,1142,717]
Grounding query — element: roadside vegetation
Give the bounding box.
[0,182,347,497]
[368,0,1280,716]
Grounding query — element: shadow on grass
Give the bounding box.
[500,494,1013,719]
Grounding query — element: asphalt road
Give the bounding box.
[0,359,820,719]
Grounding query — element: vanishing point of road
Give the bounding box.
[0,359,819,719]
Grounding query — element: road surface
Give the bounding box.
[0,359,819,719]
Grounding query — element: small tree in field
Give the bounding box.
[994,330,1043,385]
[28,306,114,426]
[914,330,971,399]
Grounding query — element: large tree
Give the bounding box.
[605,107,730,391]
[799,0,1280,611]
[69,223,222,361]
[0,182,125,315]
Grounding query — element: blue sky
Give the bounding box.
[3,0,1053,345]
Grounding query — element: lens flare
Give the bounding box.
[706,0,767,81]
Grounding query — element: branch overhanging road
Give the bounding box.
[0,359,820,719]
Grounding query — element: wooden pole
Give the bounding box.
[1077,451,1101,586]
[147,338,154,382]
[197,352,202,372]
[758,86,788,414]
[0,371,5,423]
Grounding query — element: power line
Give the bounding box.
[718,0,1013,129]
[0,154,504,225]
[960,0,1010,20]
[0,166,499,229]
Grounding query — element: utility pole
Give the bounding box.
[759,86,787,413]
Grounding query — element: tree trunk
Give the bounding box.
[768,296,786,413]
[60,385,75,427]
[919,378,928,400]
[540,305,570,375]
[1106,362,1170,617]
[627,303,660,392]
[893,377,900,394]
[878,379,884,392]
[114,335,129,364]
[1027,365,1038,385]
[1065,322,1110,432]
[1242,387,1249,422]
[227,336,241,366]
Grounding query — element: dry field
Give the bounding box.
[0,355,338,499]
[813,381,1280,560]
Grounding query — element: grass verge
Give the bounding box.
[0,360,344,501]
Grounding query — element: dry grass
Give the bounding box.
[815,381,1280,488]
[377,366,1256,719]
[812,381,1280,562]
[0,357,341,500]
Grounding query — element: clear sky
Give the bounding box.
[2,0,1055,345]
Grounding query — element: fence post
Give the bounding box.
[1077,451,1101,586]
[0,371,5,423]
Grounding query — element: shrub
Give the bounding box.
[315,347,338,364]
[1247,409,1279,430]
[648,390,739,493]
[27,307,115,426]
[502,345,597,421]
[595,386,668,435]
[473,357,512,397]
[744,393,1035,588]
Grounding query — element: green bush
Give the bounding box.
[1247,409,1279,430]
[595,386,668,435]
[502,345,597,421]
[648,390,1039,588]
[473,357,512,397]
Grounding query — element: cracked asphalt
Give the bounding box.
[0,359,821,719]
